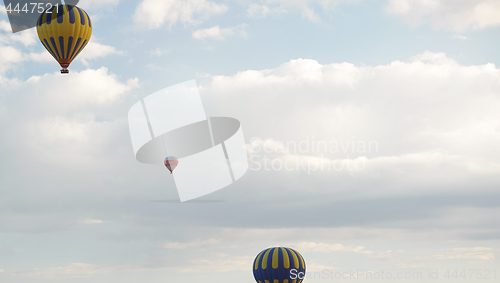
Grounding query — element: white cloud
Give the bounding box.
[452,247,494,252]
[0,45,23,84]
[77,41,124,65]
[451,35,470,41]
[192,24,249,40]
[25,67,139,108]
[0,45,24,68]
[162,238,219,249]
[16,263,101,278]
[246,0,359,22]
[433,247,495,261]
[0,67,138,171]
[82,0,121,9]
[306,263,339,272]
[27,51,53,63]
[446,252,495,260]
[201,52,500,198]
[295,242,373,254]
[385,0,500,31]
[208,58,362,91]
[0,262,205,279]
[134,0,228,29]
[0,21,37,46]
[80,218,105,224]
[375,250,393,260]
[178,256,251,273]
[301,6,321,22]
[247,4,273,18]
[149,47,171,56]
[246,145,500,190]
[2,49,500,280]
[3,263,152,278]
[0,21,39,82]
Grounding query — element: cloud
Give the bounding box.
[2,51,500,281]
[133,0,228,29]
[246,0,359,22]
[0,67,139,192]
[162,239,219,249]
[200,51,500,204]
[9,263,101,278]
[26,51,53,63]
[295,242,373,254]
[192,24,249,40]
[177,256,252,273]
[306,263,339,272]
[80,218,105,224]
[247,4,273,18]
[149,47,171,56]
[0,45,24,70]
[207,58,361,92]
[374,250,393,260]
[0,21,37,46]
[1,263,158,279]
[0,47,24,85]
[452,247,494,251]
[451,35,470,41]
[77,41,124,65]
[25,67,139,108]
[433,247,495,261]
[385,0,500,31]
[82,0,121,9]
[0,21,39,82]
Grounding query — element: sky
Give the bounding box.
[0,0,500,282]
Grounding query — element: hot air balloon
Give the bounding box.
[253,247,306,283]
[164,156,178,174]
[36,4,92,74]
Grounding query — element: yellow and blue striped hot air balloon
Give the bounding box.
[253,247,307,283]
[36,4,92,74]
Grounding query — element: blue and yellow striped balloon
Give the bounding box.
[36,4,92,74]
[253,247,306,283]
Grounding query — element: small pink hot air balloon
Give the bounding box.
[164,156,178,174]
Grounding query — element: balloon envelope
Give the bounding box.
[36,5,92,74]
[164,156,178,173]
[253,247,306,283]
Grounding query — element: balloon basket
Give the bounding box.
[61,68,69,74]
